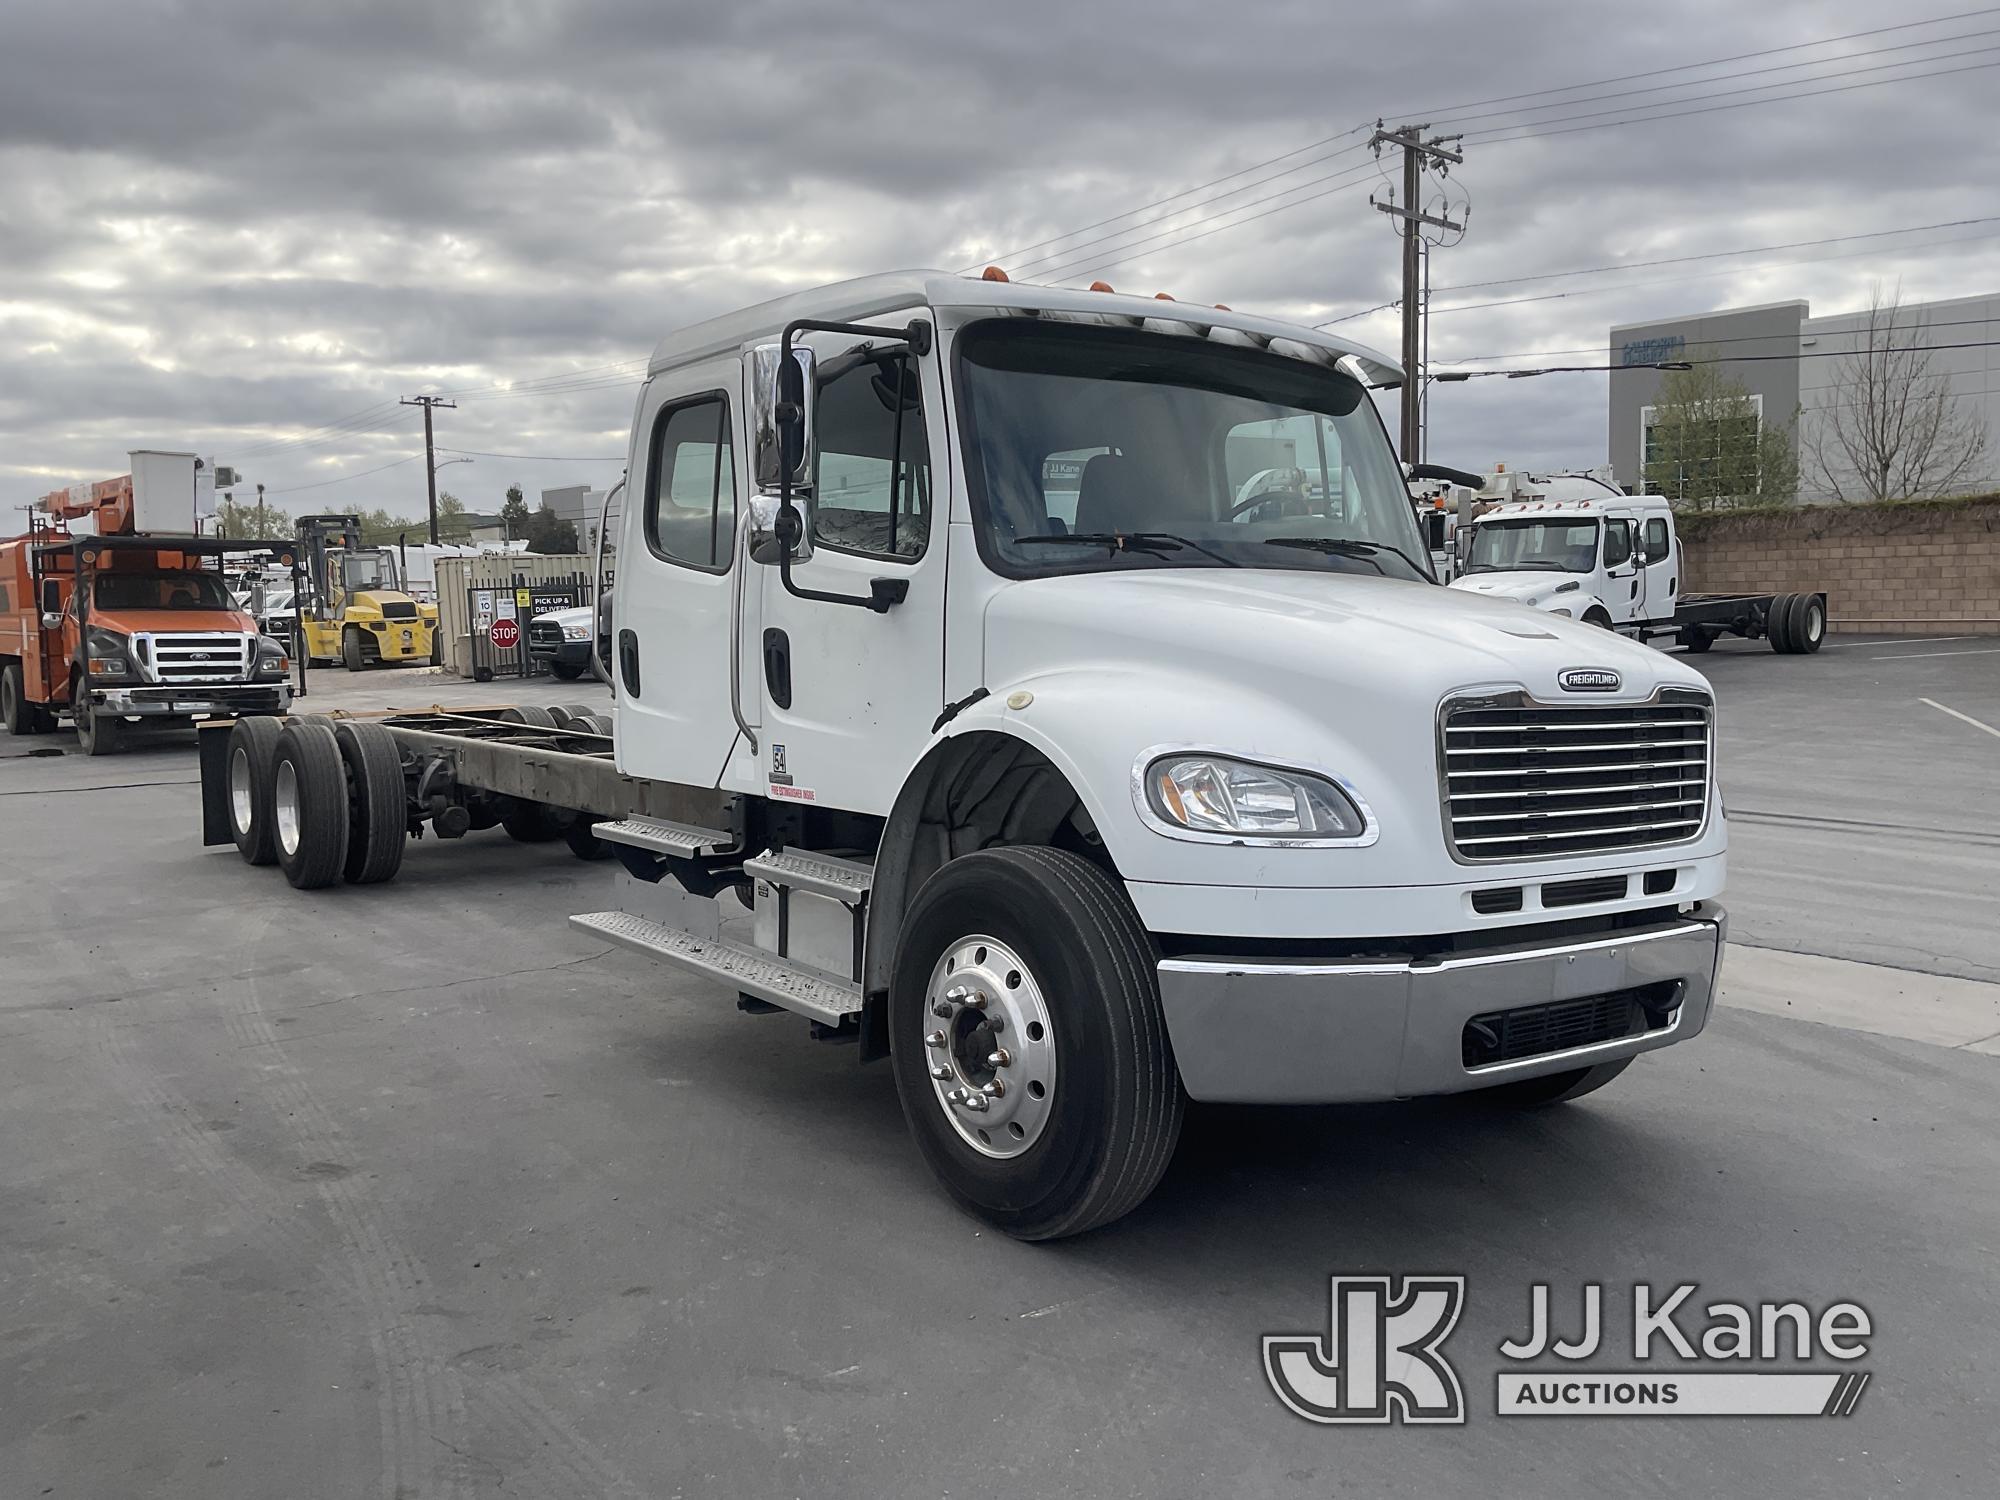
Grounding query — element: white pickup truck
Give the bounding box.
[1446,469,1828,654]
[204,271,1728,1238]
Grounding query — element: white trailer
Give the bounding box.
[200,270,1727,1239]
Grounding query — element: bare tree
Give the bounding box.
[1805,285,1990,502]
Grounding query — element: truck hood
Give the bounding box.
[1447,571,1585,608]
[983,569,1699,706]
[90,608,258,636]
[533,606,594,628]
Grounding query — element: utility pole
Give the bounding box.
[401,395,457,544]
[1370,122,1463,465]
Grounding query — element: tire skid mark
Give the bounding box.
[470,1372,641,1499]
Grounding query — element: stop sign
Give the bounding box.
[488,618,520,650]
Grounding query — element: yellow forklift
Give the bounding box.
[294,514,440,670]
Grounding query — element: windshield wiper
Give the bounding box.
[1013,532,1240,567]
[1262,536,1431,578]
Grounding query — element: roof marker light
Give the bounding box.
[1088,281,1116,293]
[981,266,1010,282]
[1213,304,1231,311]
[1154,292,1175,301]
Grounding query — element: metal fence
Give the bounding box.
[464,569,596,681]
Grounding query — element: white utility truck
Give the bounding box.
[1445,468,1828,654]
[200,271,1728,1239]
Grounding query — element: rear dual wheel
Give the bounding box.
[890,846,1183,1241]
[1766,593,1826,654]
[233,717,406,887]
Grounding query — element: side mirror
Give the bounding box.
[747,492,812,567]
[40,580,61,615]
[42,611,62,631]
[751,342,816,490]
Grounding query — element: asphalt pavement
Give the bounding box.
[1,643,1996,1497]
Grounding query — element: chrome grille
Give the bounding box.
[1440,691,1712,862]
[529,619,565,648]
[136,632,253,685]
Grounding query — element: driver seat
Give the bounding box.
[1075,454,1154,534]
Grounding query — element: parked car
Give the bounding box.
[528,604,596,679]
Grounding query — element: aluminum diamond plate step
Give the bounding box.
[742,849,874,904]
[590,817,734,859]
[570,910,861,1025]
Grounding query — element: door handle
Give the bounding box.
[763,628,792,710]
[618,629,640,696]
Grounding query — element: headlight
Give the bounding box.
[85,627,131,677]
[562,623,591,641]
[255,637,289,675]
[1143,753,1368,840]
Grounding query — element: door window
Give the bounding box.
[1643,516,1671,564]
[811,352,930,560]
[1603,520,1634,568]
[645,394,737,572]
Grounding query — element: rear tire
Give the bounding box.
[500,705,559,730]
[547,703,596,730]
[501,800,571,842]
[576,713,612,736]
[3,664,33,736]
[1766,593,1798,653]
[334,720,407,884]
[1679,627,1713,654]
[342,629,365,672]
[890,846,1183,1241]
[226,716,285,865]
[1476,1056,1632,1107]
[564,817,614,860]
[1786,592,1825,654]
[272,720,350,890]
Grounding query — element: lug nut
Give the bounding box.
[986,1048,1012,1069]
[956,1091,990,1113]
[931,999,953,1018]
[984,1078,1007,1098]
[926,1030,947,1049]
[930,1065,952,1081]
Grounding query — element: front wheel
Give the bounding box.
[550,662,586,681]
[342,629,365,672]
[74,697,123,757]
[889,846,1183,1241]
[2,663,36,736]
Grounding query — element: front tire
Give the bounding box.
[74,696,122,757]
[342,629,365,672]
[551,661,586,681]
[889,846,1183,1241]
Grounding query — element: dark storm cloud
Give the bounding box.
[3,0,1997,506]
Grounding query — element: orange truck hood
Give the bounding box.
[90,607,258,635]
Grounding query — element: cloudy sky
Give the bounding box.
[4,0,1997,521]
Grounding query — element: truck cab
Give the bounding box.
[592,270,1727,1237]
[1449,477,1681,632]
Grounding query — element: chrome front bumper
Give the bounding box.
[92,683,293,717]
[1156,904,1726,1103]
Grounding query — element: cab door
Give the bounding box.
[749,323,949,816]
[1636,510,1677,621]
[614,357,748,788]
[1601,510,1642,625]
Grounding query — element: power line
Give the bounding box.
[1466,55,2000,148]
[1444,313,2000,365]
[262,454,422,494]
[1402,6,2000,118]
[961,131,1373,275]
[1463,47,2000,144]
[1029,159,1389,285]
[437,446,626,462]
[1429,26,2000,132]
[1439,337,2000,381]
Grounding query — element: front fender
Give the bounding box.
[931,665,1432,891]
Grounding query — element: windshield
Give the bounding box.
[340,551,399,591]
[956,321,1431,582]
[92,572,235,611]
[1462,517,1601,575]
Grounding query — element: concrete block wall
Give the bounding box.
[1679,499,2000,634]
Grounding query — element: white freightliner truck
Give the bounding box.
[1442,468,1829,654]
[199,271,1728,1239]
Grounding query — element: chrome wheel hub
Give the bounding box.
[273,758,301,858]
[923,934,1056,1158]
[229,747,253,834]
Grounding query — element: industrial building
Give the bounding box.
[1608,292,1998,500]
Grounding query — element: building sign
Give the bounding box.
[1620,335,1686,368]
